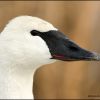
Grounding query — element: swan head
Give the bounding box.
[1,16,100,68]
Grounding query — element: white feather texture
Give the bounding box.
[0,16,57,99]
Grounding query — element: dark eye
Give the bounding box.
[30,30,40,36]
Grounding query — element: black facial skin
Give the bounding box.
[31,30,97,61]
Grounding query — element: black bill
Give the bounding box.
[32,30,100,61]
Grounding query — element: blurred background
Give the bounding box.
[0,1,100,99]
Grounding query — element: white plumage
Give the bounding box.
[0,16,99,99]
[0,16,57,99]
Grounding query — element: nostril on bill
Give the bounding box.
[69,46,79,51]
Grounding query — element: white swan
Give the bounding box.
[0,16,99,99]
